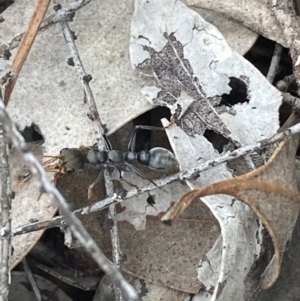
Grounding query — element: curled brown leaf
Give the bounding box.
[162,134,300,289]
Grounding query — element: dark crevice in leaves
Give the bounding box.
[220,77,249,107]
[21,123,44,143]
[203,129,231,153]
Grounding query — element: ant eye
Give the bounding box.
[65,167,75,174]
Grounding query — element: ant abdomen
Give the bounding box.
[138,147,178,170]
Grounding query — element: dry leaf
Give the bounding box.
[95,273,189,301]
[163,134,300,290]
[130,1,283,299]
[130,0,282,146]
[119,207,220,293]
[188,5,260,55]
[0,0,268,157]
[1,0,153,156]
[186,0,287,47]
[163,120,261,300]
[116,166,218,293]
[127,274,190,301]
[9,143,56,268]
[55,165,112,272]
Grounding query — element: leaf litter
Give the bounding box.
[8,143,56,268]
[163,131,300,289]
[1,0,299,300]
[129,0,286,299]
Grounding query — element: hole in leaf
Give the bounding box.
[220,77,249,107]
[203,129,231,153]
[21,123,44,143]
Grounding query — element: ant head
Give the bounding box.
[44,148,86,175]
[60,148,86,172]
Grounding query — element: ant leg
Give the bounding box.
[42,156,61,165]
[103,135,113,151]
[127,125,166,152]
[39,162,64,201]
[88,169,104,199]
[117,167,124,180]
[44,167,62,173]
[125,162,160,188]
[116,167,139,190]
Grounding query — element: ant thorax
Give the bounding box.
[107,150,126,164]
[86,149,108,165]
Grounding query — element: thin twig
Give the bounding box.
[60,16,122,301]
[2,0,51,105]
[107,193,122,300]
[0,96,139,301]
[12,120,300,236]
[60,20,106,149]
[104,169,122,300]
[22,258,43,301]
[267,43,283,83]
[47,0,92,24]
[12,195,119,235]
[0,0,91,59]
[0,122,12,301]
[108,202,121,266]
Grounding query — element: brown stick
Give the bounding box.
[3,0,51,105]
